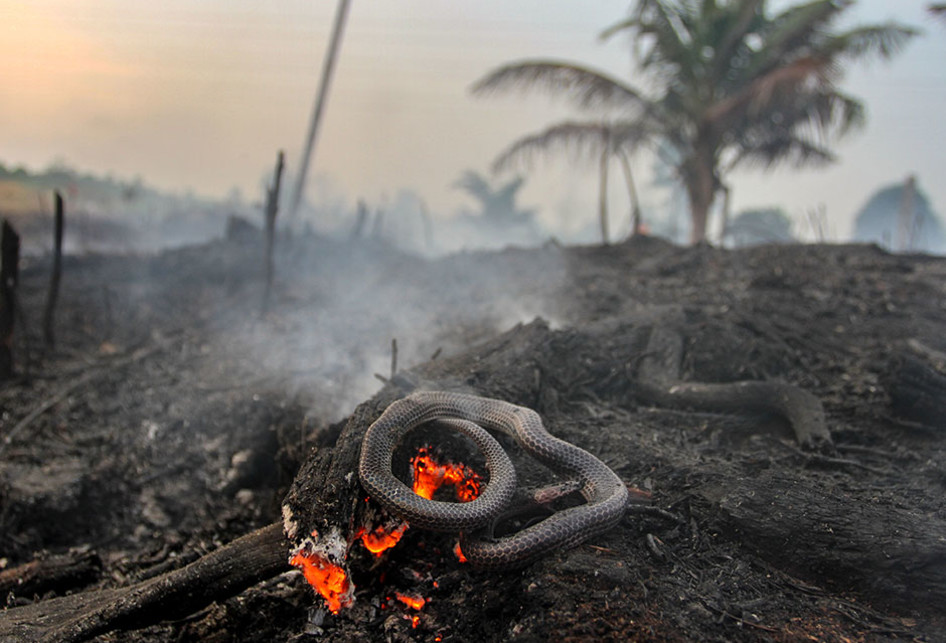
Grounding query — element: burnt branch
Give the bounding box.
[42,192,64,348]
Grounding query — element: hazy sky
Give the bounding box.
[1,0,944,241]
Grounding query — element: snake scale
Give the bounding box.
[358,390,628,568]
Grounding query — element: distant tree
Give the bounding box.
[724,207,794,247]
[473,0,917,245]
[453,170,536,228]
[852,179,945,254]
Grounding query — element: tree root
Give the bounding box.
[636,325,831,449]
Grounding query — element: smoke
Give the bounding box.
[211,230,567,421]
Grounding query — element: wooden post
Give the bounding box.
[0,220,21,379]
[43,192,65,347]
[262,151,285,314]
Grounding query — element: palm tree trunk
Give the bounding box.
[287,0,352,224]
[616,149,642,236]
[598,147,610,245]
[686,145,716,245]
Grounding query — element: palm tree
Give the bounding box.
[453,170,536,228]
[487,121,645,244]
[473,0,917,245]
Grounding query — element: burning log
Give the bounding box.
[42,192,65,348]
[0,219,20,379]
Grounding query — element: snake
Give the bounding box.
[358,390,629,568]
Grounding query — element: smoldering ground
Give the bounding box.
[3,225,946,641]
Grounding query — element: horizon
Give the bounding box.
[1,0,944,244]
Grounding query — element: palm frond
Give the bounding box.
[706,55,829,126]
[471,60,650,113]
[491,121,652,173]
[602,0,701,87]
[730,131,836,171]
[742,0,844,79]
[827,24,920,61]
[600,16,639,41]
[711,0,765,74]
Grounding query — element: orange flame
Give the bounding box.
[411,614,421,629]
[453,542,468,563]
[359,522,409,557]
[395,591,427,610]
[411,446,482,502]
[357,448,483,564]
[289,550,352,614]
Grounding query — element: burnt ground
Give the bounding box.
[1,231,945,641]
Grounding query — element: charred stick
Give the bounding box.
[262,150,285,314]
[0,219,20,379]
[42,192,65,348]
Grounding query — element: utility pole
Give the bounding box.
[287,0,352,224]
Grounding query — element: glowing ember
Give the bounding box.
[411,446,482,502]
[453,541,468,563]
[411,615,421,629]
[359,522,409,557]
[357,448,483,565]
[289,531,354,613]
[395,591,427,610]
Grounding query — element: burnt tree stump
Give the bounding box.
[0,219,20,378]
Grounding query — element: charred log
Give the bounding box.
[0,523,286,643]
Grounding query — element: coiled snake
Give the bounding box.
[358,391,628,568]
